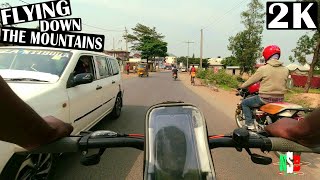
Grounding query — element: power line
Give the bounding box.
[17,0,124,32]
[81,23,123,32]
[202,0,250,30]
[17,0,28,4]
[178,1,250,58]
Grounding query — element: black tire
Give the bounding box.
[111,94,122,119]
[0,153,57,180]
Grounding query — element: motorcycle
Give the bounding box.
[235,82,313,132]
[17,101,319,180]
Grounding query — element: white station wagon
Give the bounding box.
[0,46,124,179]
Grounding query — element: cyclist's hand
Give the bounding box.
[44,116,73,142]
[24,116,73,151]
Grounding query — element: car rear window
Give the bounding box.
[0,48,72,76]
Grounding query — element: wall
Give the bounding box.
[165,57,177,64]
[226,69,240,76]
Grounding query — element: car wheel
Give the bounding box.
[111,95,122,119]
[0,153,56,180]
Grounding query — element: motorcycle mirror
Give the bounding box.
[250,153,272,165]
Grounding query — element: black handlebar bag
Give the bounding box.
[143,102,216,180]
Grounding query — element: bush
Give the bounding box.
[194,69,241,89]
[196,69,208,79]
[236,75,245,83]
[215,70,240,88]
[203,70,240,88]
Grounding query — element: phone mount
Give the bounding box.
[232,128,272,165]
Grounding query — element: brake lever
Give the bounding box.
[80,148,106,166]
[79,131,122,166]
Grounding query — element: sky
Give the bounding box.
[3,0,314,65]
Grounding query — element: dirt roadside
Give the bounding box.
[288,93,320,108]
[121,72,137,80]
[178,72,240,120]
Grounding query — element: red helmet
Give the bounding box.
[248,82,260,94]
[263,45,281,61]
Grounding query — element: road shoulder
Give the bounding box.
[178,72,240,120]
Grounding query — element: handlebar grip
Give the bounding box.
[269,138,320,153]
[16,137,80,154]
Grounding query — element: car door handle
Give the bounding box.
[112,81,115,84]
[96,85,102,90]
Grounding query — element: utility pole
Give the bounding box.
[125,27,129,61]
[200,29,203,69]
[113,38,115,51]
[184,41,194,72]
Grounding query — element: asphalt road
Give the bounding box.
[51,72,318,180]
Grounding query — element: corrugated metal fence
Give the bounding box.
[291,74,320,88]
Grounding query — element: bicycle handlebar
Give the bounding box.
[269,137,320,152]
[16,135,320,155]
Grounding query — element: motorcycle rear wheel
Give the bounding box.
[235,110,245,128]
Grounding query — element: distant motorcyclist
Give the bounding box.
[172,66,178,78]
[239,45,289,130]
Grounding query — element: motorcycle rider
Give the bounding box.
[172,66,178,78]
[239,45,289,130]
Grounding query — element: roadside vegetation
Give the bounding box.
[196,69,320,108]
[196,69,241,90]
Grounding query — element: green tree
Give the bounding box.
[221,56,240,67]
[137,36,168,61]
[124,23,168,63]
[227,0,265,74]
[177,56,187,66]
[289,0,320,92]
